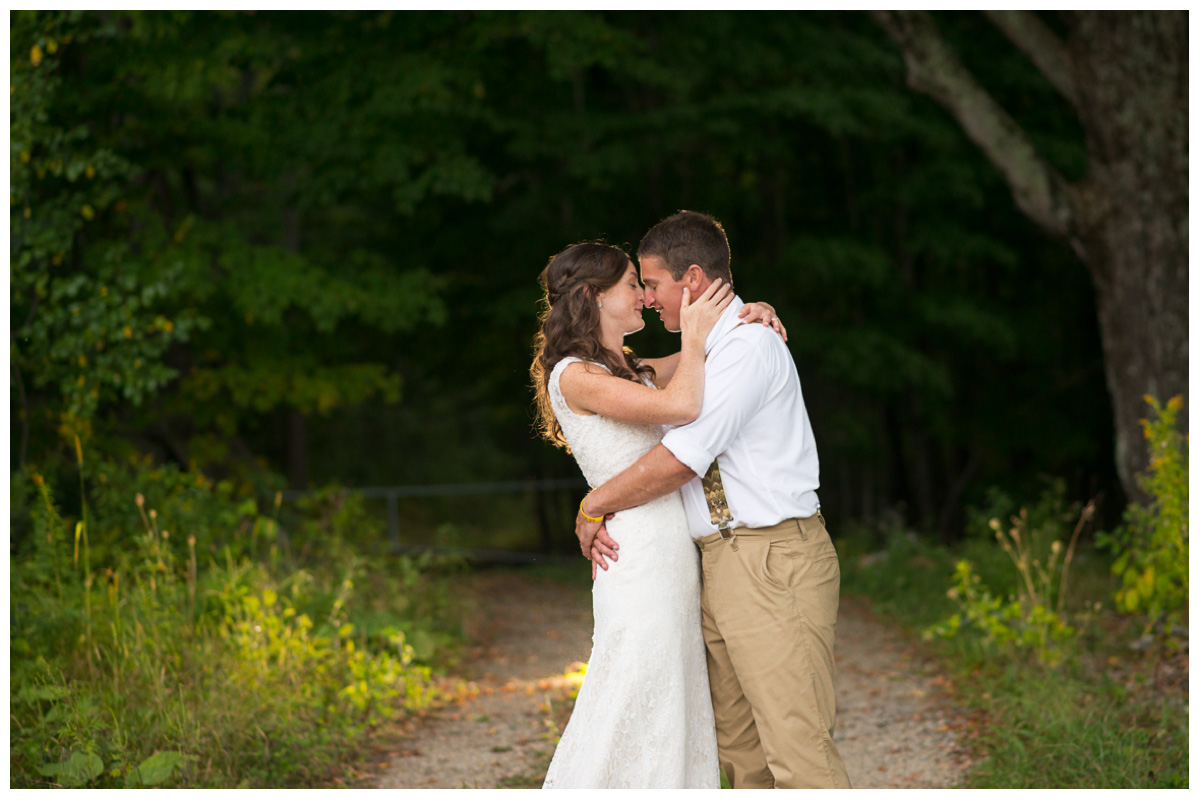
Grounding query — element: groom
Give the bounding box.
[575,210,851,789]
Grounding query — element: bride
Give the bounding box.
[530,241,782,789]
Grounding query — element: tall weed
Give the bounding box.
[926,481,1094,666]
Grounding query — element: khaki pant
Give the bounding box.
[696,514,851,789]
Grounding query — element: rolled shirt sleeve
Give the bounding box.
[662,336,771,477]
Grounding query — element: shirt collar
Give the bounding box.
[705,295,745,355]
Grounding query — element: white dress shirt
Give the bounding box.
[661,296,821,538]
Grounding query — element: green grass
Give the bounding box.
[963,662,1187,788]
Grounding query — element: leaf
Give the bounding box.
[125,751,185,787]
[409,628,435,662]
[16,684,69,704]
[39,751,104,787]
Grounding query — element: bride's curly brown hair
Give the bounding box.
[531,241,656,450]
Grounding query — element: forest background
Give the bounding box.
[9,10,1187,789]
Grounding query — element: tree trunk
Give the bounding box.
[872,11,1188,503]
[1065,12,1189,500]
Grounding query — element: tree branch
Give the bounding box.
[871,11,1076,241]
[983,11,1079,110]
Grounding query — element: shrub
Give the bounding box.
[927,486,1095,667]
[1097,395,1188,644]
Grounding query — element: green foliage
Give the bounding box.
[37,749,104,788]
[9,459,465,788]
[11,13,207,423]
[927,484,1093,667]
[928,559,1076,667]
[125,750,187,788]
[1098,395,1188,639]
[11,10,450,480]
[12,11,1107,543]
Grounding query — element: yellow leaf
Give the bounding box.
[46,38,58,55]
[81,204,95,220]
[30,45,43,66]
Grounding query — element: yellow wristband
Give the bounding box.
[579,496,604,523]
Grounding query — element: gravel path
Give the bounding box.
[375,570,971,789]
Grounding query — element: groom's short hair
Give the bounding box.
[638,210,733,285]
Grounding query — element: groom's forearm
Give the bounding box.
[581,444,696,518]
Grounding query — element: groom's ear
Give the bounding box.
[683,264,706,290]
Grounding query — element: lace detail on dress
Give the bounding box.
[542,357,719,789]
[547,357,666,488]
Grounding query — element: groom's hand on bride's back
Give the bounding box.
[576,510,619,571]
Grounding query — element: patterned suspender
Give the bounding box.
[701,458,735,539]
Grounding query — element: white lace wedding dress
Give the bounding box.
[542,357,719,789]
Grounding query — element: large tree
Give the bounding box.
[872,11,1188,502]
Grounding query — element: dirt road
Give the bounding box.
[375,569,972,789]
